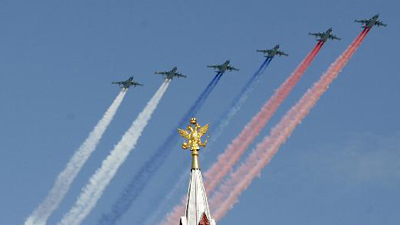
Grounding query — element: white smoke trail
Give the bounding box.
[25,90,127,225]
[57,80,171,225]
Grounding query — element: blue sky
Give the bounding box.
[0,0,399,224]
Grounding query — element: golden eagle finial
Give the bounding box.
[177,118,209,169]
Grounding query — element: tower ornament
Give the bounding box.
[178,117,209,169]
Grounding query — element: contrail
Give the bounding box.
[161,42,324,225]
[25,90,127,225]
[96,73,223,225]
[57,80,171,225]
[210,28,371,221]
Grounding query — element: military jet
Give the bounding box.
[112,76,143,89]
[309,28,341,42]
[355,14,387,29]
[155,67,187,80]
[257,45,288,58]
[207,60,239,74]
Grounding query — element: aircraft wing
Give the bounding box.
[355,19,369,24]
[174,73,187,78]
[277,51,288,56]
[329,35,341,40]
[155,71,168,75]
[112,81,124,85]
[309,32,322,37]
[207,65,221,69]
[376,21,387,27]
[132,82,143,87]
[256,49,271,54]
[227,66,239,71]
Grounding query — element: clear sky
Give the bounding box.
[1,0,399,225]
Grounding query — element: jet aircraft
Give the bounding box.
[309,28,341,42]
[112,76,143,89]
[257,45,288,58]
[207,60,239,74]
[155,67,187,80]
[355,14,387,29]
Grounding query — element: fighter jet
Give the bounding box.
[257,45,288,58]
[355,14,387,29]
[155,67,187,80]
[207,60,239,74]
[112,76,143,89]
[309,28,341,42]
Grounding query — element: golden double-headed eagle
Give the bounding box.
[178,117,209,150]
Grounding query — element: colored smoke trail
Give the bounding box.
[97,73,223,225]
[151,58,271,225]
[211,29,370,221]
[25,90,127,225]
[161,42,324,225]
[204,42,323,194]
[209,58,272,143]
[57,80,171,225]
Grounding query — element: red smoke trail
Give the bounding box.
[204,41,324,192]
[210,28,370,221]
[161,42,324,225]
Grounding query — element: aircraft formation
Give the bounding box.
[25,13,387,225]
[113,14,385,90]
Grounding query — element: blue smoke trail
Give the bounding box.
[208,57,272,144]
[97,72,223,225]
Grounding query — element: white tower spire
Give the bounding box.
[180,169,216,225]
[178,118,216,225]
